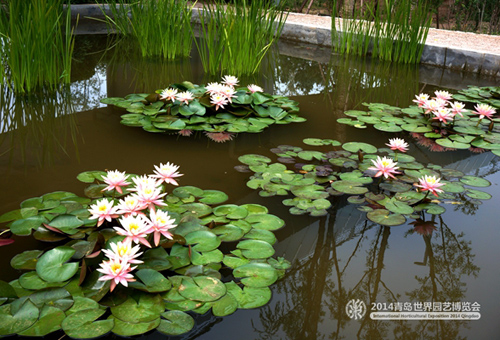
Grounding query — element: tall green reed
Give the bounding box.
[195,0,288,75]
[0,0,75,93]
[104,0,193,59]
[332,0,431,64]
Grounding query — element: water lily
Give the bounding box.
[205,82,224,95]
[136,184,167,210]
[88,198,118,227]
[210,93,229,111]
[152,162,183,186]
[220,85,237,103]
[368,156,400,179]
[129,175,161,192]
[146,209,177,246]
[386,138,408,152]
[102,170,130,194]
[434,90,452,101]
[449,101,467,117]
[222,75,239,87]
[114,215,152,247]
[160,87,178,101]
[97,258,136,292]
[413,93,429,107]
[102,240,143,264]
[473,103,496,120]
[116,194,146,217]
[176,91,194,105]
[416,175,444,197]
[247,84,263,93]
[423,99,443,114]
[432,107,454,123]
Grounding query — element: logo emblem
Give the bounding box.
[346,299,367,320]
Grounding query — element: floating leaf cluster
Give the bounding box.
[453,85,500,109]
[337,90,500,155]
[101,80,303,136]
[0,165,289,338]
[237,138,492,224]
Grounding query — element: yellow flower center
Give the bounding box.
[110,262,122,274]
[98,205,107,212]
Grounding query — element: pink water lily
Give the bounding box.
[434,90,452,101]
[449,101,467,117]
[152,162,183,186]
[473,103,496,120]
[176,91,194,105]
[129,175,161,192]
[416,175,445,197]
[205,82,224,95]
[423,99,444,114]
[247,84,264,93]
[116,194,147,217]
[160,88,178,101]
[146,209,177,246]
[210,93,229,111]
[102,240,143,264]
[136,185,166,211]
[102,170,130,194]
[97,258,136,292]
[88,198,118,227]
[368,156,400,179]
[222,75,239,87]
[220,85,237,103]
[114,215,152,248]
[432,108,454,123]
[413,93,429,108]
[386,138,409,152]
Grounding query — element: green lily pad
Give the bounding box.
[213,204,248,219]
[374,123,403,132]
[331,180,368,195]
[243,229,277,245]
[129,269,172,293]
[36,246,79,283]
[211,293,238,317]
[244,214,285,231]
[233,263,278,288]
[110,315,159,337]
[45,214,83,235]
[211,224,245,242]
[225,282,271,309]
[366,209,406,226]
[185,230,221,252]
[414,203,446,215]
[110,294,165,323]
[238,154,272,166]
[157,310,194,335]
[384,198,414,215]
[379,181,412,193]
[199,190,228,204]
[465,189,492,200]
[18,305,65,336]
[0,207,38,223]
[178,276,226,302]
[460,175,491,187]
[236,240,275,259]
[342,142,377,154]
[441,182,465,193]
[9,215,47,236]
[11,250,43,270]
[435,138,469,149]
[0,300,39,336]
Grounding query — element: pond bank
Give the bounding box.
[67,4,500,78]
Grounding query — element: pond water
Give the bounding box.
[1,35,500,339]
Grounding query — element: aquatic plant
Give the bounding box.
[195,0,288,75]
[103,0,193,59]
[237,138,491,224]
[338,90,500,155]
[0,0,75,93]
[453,85,500,109]
[331,0,431,64]
[101,76,303,136]
[0,163,289,337]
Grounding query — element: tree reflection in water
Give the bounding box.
[252,206,479,340]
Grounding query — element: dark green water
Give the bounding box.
[1,35,499,339]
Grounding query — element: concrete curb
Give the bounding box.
[68,4,500,78]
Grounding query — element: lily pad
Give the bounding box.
[233,263,278,288]
[366,209,406,226]
[157,310,194,335]
[460,175,491,187]
[178,276,226,302]
[342,142,377,154]
[36,247,79,283]
[236,240,275,259]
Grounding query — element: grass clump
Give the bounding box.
[332,0,431,64]
[195,0,288,75]
[104,0,193,59]
[0,0,75,93]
